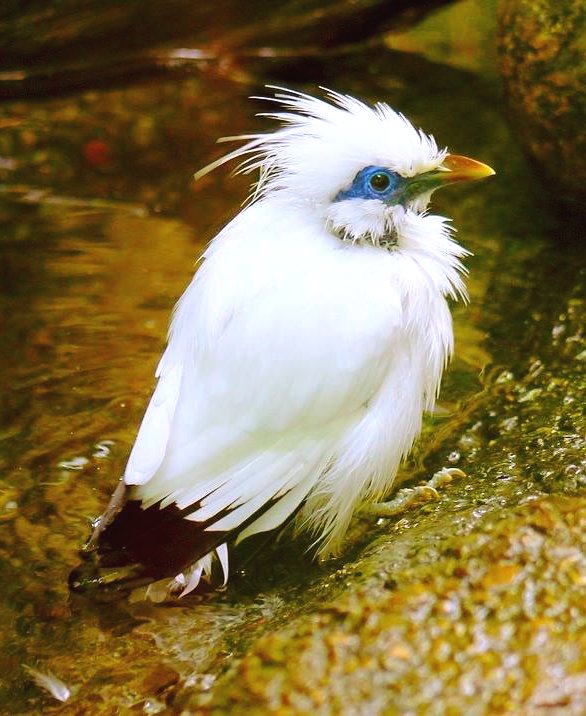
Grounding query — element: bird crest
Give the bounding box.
[194,87,446,206]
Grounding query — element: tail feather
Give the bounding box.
[69,477,296,596]
[69,477,229,594]
[96,498,229,579]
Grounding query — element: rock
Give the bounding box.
[141,663,180,696]
[498,0,586,211]
[2,1,454,60]
[0,0,454,100]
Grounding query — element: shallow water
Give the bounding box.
[1,1,584,712]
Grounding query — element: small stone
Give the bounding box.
[142,663,180,695]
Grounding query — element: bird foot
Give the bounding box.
[363,467,466,518]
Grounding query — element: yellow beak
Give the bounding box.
[397,153,495,203]
[438,154,496,184]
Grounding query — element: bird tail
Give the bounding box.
[68,478,228,596]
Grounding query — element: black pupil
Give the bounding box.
[370,172,391,192]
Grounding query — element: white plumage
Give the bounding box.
[75,88,493,598]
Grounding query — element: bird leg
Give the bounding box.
[84,477,128,552]
[362,467,466,518]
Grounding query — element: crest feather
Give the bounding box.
[193,87,446,205]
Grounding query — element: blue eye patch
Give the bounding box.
[333,166,403,203]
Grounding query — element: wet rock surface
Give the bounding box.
[498,0,586,211]
[208,498,586,714]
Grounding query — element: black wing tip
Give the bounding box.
[68,549,153,597]
[70,477,298,598]
[69,494,230,596]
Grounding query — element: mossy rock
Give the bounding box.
[498,0,586,210]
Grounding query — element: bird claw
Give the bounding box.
[428,466,466,489]
[364,467,466,518]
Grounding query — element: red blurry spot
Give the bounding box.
[83,139,112,167]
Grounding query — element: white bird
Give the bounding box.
[70,88,494,598]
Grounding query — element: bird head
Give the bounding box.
[195,88,494,249]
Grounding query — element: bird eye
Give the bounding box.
[369,172,392,192]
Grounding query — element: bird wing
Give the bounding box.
[123,355,183,486]
[124,204,403,542]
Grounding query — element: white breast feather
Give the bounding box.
[129,199,405,523]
